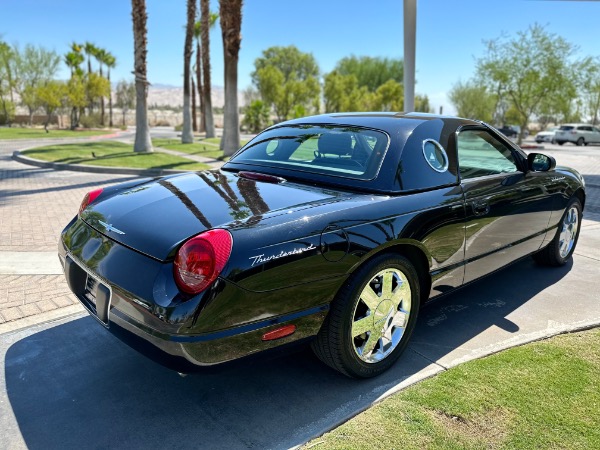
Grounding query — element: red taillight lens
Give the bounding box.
[174,229,233,295]
[79,188,104,215]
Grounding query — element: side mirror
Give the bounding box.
[527,153,556,172]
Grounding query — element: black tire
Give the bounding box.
[576,137,584,146]
[557,141,564,146]
[533,198,582,266]
[311,254,421,378]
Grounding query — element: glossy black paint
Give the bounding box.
[59,112,586,371]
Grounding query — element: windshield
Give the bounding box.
[229,125,389,180]
[559,126,574,131]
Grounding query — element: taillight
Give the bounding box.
[174,229,233,295]
[79,188,104,215]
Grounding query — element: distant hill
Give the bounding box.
[149,84,244,108]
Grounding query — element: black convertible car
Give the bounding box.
[59,113,585,378]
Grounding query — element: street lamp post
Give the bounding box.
[403,0,416,112]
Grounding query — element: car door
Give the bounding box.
[457,127,553,283]
[592,127,600,143]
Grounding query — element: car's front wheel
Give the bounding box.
[312,254,420,378]
[533,198,582,266]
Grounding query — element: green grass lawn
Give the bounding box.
[306,328,600,449]
[22,141,210,171]
[0,127,115,139]
[153,138,226,159]
[154,137,249,160]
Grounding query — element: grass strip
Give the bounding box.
[22,141,210,171]
[153,137,249,160]
[306,328,600,449]
[0,127,115,139]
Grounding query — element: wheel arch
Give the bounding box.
[573,187,585,210]
[348,241,432,304]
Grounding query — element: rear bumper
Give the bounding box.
[58,219,330,371]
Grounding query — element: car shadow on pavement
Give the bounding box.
[3,258,572,450]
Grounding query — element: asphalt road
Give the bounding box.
[0,135,599,449]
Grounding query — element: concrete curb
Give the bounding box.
[12,151,195,176]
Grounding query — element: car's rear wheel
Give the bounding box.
[533,198,582,266]
[576,137,585,146]
[557,141,564,146]
[311,254,420,378]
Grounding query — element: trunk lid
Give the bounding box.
[81,170,350,260]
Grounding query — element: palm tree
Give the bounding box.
[181,0,197,144]
[219,0,243,155]
[83,42,96,75]
[201,2,218,138]
[193,20,202,133]
[83,42,98,113]
[95,47,108,126]
[104,53,117,127]
[131,0,153,152]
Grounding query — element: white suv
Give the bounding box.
[554,123,600,146]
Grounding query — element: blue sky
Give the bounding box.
[2,0,600,114]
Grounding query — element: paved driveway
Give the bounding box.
[0,135,599,449]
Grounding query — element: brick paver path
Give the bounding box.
[0,138,133,323]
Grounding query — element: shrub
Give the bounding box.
[79,113,103,129]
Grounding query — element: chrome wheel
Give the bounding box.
[559,205,579,258]
[351,268,411,363]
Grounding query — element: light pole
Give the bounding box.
[403,0,416,112]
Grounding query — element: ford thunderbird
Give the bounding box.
[59,113,585,378]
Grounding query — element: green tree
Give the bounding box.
[334,55,403,93]
[131,0,153,152]
[448,80,496,122]
[66,73,87,129]
[242,99,270,132]
[371,79,403,111]
[219,0,243,156]
[0,41,17,126]
[251,45,320,121]
[85,72,110,120]
[414,94,431,113]
[115,79,136,127]
[37,80,66,131]
[323,71,370,112]
[14,44,60,125]
[476,24,577,144]
[580,57,600,126]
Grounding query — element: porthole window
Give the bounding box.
[422,139,448,172]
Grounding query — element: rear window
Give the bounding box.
[559,126,574,131]
[230,125,389,180]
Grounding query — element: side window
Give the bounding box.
[457,129,519,180]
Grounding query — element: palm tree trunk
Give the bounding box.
[100,65,106,126]
[202,0,215,138]
[108,70,114,127]
[131,0,153,152]
[191,76,197,132]
[181,0,196,143]
[219,0,242,156]
[196,41,205,133]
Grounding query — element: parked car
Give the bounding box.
[554,123,600,146]
[497,126,518,138]
[535,126,560,144]
[59,113,585,378]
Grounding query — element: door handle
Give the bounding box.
[472,200,490,216]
